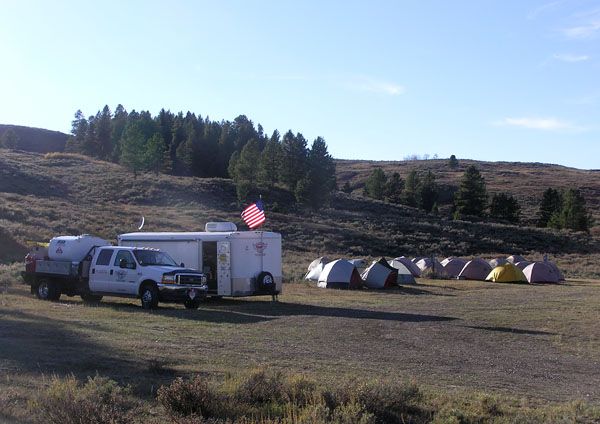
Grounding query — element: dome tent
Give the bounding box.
[388,259,417,284]
[523,262,559,284]
[485,263,527,284]
[441,257,467,278]
[416,257,446,277]
[544,260,565,281]
[348,258,368,274]
[458,258,492,281]
[390,256,421,277]
[305,256,331,281]
[362,258,398,289]
[507,254,527,264]
[489,257,508,268]
[318,260,363,289]
[514,261,532,270]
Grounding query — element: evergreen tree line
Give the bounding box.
[362,165,592,231]
[65,105,336,204]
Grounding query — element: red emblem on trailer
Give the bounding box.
[253,242,268,254]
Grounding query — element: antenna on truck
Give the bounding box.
[138,216,145,230]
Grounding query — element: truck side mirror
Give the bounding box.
[119,258,129,269]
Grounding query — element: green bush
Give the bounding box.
[235,369,285,405]
[30,375,132,424]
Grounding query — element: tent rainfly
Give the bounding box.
[416,258,445,274]
[362,258,398,289]
[305,256,331,281]
[388,259,417,284]
[458,258,492,281]
[544,260,565,281]
[485,263,528,283]
[317,260,363,289]
[441,258,467,278]
[390,256,421,277]
[348,258,368,274]
[514,261,532,270]
[489,257,508,268]
[507,254,527,264]
[523,262,559,284]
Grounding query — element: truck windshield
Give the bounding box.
[133,250,179,267]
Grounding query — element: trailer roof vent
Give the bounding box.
[205,222,238,232]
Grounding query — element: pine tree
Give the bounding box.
[556,189,592,232]
[490,192,521,223]
[120,122,146,178]
[279,131,307,192]
[454,165,487,219]
[96,105,113,159]
[145,133,165,175]
[258,131,281,189]
[303,137,336,207]
[418,171,438,212]
[537,188,562,227]
[448,154,459,169]
[402,170,421,207]
[364,168,387,200]
[384,172,403,203]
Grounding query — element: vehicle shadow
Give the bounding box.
[465,325,556,336]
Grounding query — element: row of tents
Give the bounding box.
[305,255,565,289]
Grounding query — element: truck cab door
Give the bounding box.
[109,250,139,294]
[217,241,231,296]
[90,248,115,292]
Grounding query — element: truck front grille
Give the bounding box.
[177,274,205,285]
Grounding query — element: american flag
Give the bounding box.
[241,200,266,229]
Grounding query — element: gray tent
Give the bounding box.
[362,258,398,289]
[318,260,363,289]
[305,256,331,281]
[457,258,492,281]
[489,257,508,268]
[390,256,421,277]
[388,259,417,284]
[507,254,527,264]
[441,257,467,278]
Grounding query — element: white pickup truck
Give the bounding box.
[21,236,208,309]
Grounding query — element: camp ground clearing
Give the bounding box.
[1,255,600,422]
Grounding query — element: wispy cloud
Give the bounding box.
[561,8,600,39]
[495,117,583,131]
[553,53,590,62]
[528,0,568,20]
[344,76,405,96]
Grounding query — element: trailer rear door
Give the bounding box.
[217,241,231,296]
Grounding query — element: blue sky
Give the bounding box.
[1,1,599,168]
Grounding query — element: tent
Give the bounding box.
[441,258,467,278]
[523,262,559,284]
[489,257,508,268]
[318,260,363,289]
[507,254,527,264]
[361,258,398,289]
[348,258,368,274]
[416,258,447,278]
[412,257,426,263]
[390,257,421,277]
[457,258,492,281]
[388,259,417,284]
[514,261,532,270]
[544,260,565,281]
[485,263,527,283]
[305,256,331,281]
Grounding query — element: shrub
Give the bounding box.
[30,375,132,424]
[282,374,319,407]
[157,376,222,419]
[235,369,285,405]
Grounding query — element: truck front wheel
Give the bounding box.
[36,279,61,301]
[140,283,159,310]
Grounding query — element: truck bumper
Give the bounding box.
[156,284,208,303]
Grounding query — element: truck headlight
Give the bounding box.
[161,275,176,284]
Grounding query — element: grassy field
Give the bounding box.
[1,261,600,422]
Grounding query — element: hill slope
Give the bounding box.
[0,124,68,153]
[336,159,600,226]
[1,149,599,278]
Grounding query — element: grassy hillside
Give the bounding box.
[0,124,68,153]
[1,149,599,278]
[336,159,600,226]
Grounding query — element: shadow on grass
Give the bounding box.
[465,325,556,336]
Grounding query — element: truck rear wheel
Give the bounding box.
[140,283,159,310]
[36,279,61,301]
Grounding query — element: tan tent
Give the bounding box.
[485,263,527,283]
[458,258,492,281]
[416,258,444,273]
[441,258,467,278]
[489,257,508,268]
[388,259,417,284]
[507,254,527,264]
[318,260,363,289]
[305,256,331,281]
[362,258,398,289]
[523,262,559,284]
[390,256,421,277]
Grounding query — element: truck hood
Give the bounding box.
[147,266,200,275]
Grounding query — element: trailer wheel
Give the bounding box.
[257,271,275,293]
[140,283,159,310]
[36,279,61,301]
[81,293,103,304]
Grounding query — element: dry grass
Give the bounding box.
[1,263,600,422]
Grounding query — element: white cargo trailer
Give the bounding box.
[118,223,282,298]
